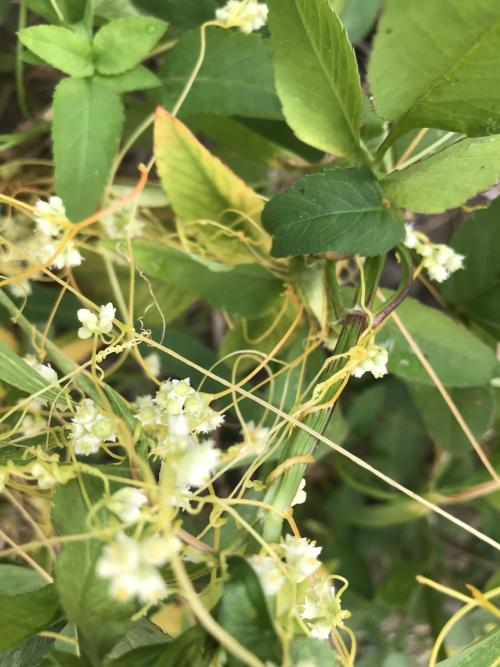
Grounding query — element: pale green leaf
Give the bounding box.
[93,0,141,20]
[132,241,283,317]
[53,78,124,221]
[159,27,282,120]
[383,135,500,213]
[262,167,405,257]
[377,295,498,387]
[368,0,500,144]
[436,628,500,666]
[267,0,364,161]
[154,107,270,261]
[17,26,93,77]
[94,65,161,93]
[337,0,382,45]
[0,566,47,595]
[0,339,58,399]
[93,16,167,75]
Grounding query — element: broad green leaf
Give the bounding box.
[436,627,500,666]
[217,556,282,667]
[336,0,382,45]
[52,477,135,665]
[0,565,47,595]
[368,0,500,144]
[267,0,364,161]
[155,107,264,223]
[377,295,498,387]
[105,618,169,662]
[159,27,281,120]
[26,0,88,23]
[0,586,60,651]
[442,199,500,335]
[383,135,500,213]
[93,16,167,75]
[262,167,405,257]
[132,241,283,317]
[53,78,124,221]
[17,26,93,77]
[154,107,270,260]
[93,0,141,20]
[410,385,494,455]
[94,66,161,93]
[290,637,340,665]
[0,635,54,667]
[0,339,58,399]
[134,0,220,32]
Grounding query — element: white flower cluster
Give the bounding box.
[97,531,180,604]
[299,579,350,640]
[351,340,388,379]
[70,399,118,456]
[23,355,59,409]
[101,206,145,240]
[77,302,116,339]
[250,535,350,642]
[34,196,83,270]
[134,379,223,493]
[404,225,464,283]
[107,487,148,523]
[216,0,268,33]
[250,534,322,597]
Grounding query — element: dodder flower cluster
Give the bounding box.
[404,224,465,283]
[216,0,268,33]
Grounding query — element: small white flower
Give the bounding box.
[141,534,180,567]
[108,487,148,523]
[24,355,58,385]
[282,535,322,583]
[216,0,268,33]
[77,302,116,339]
[109,571,142,602]
[250,556,285,596]
[242,421,269,455]
[299,578,348,640]
[20,413,46,437]
[173,439,220,489]
[291,478,307,507]
[29,462,57,490]
[403,224,464,283]
[9,278,32,298]
[97,533,142,579]
[70,399,117,456]
[144,352,161,378]
[34,196,68,237]
[352,341,388,380]
[136,566,168,603]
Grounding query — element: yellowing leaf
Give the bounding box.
[154,107,270,259]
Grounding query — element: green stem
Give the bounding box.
[15,0,28,118]
[262,309,368,543]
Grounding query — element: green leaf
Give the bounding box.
[105,618,169,662]
[134,0,219,32]
[377,295,498,387]
[383,135,500,213]
[410,385,494,454]
[262,167,404,257]
[267,0,364,161]
[93,16,167,75]
[0,565,47,595]
[53,78,124,221]
[441,199,500,334]
[368,0,500,144]
[159,27,281,120]
[337,0,382,45]
[93,0,141,20]
[0,635,54,667]
[133,241,283,317]
[290,637,341,665]
[94,66,161,93]
[436,627,500,666]
[0,339,58,399]
[17,26,93,76]
[0,586,60,651]
[52,477,135,666]
[217,556,282,667]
